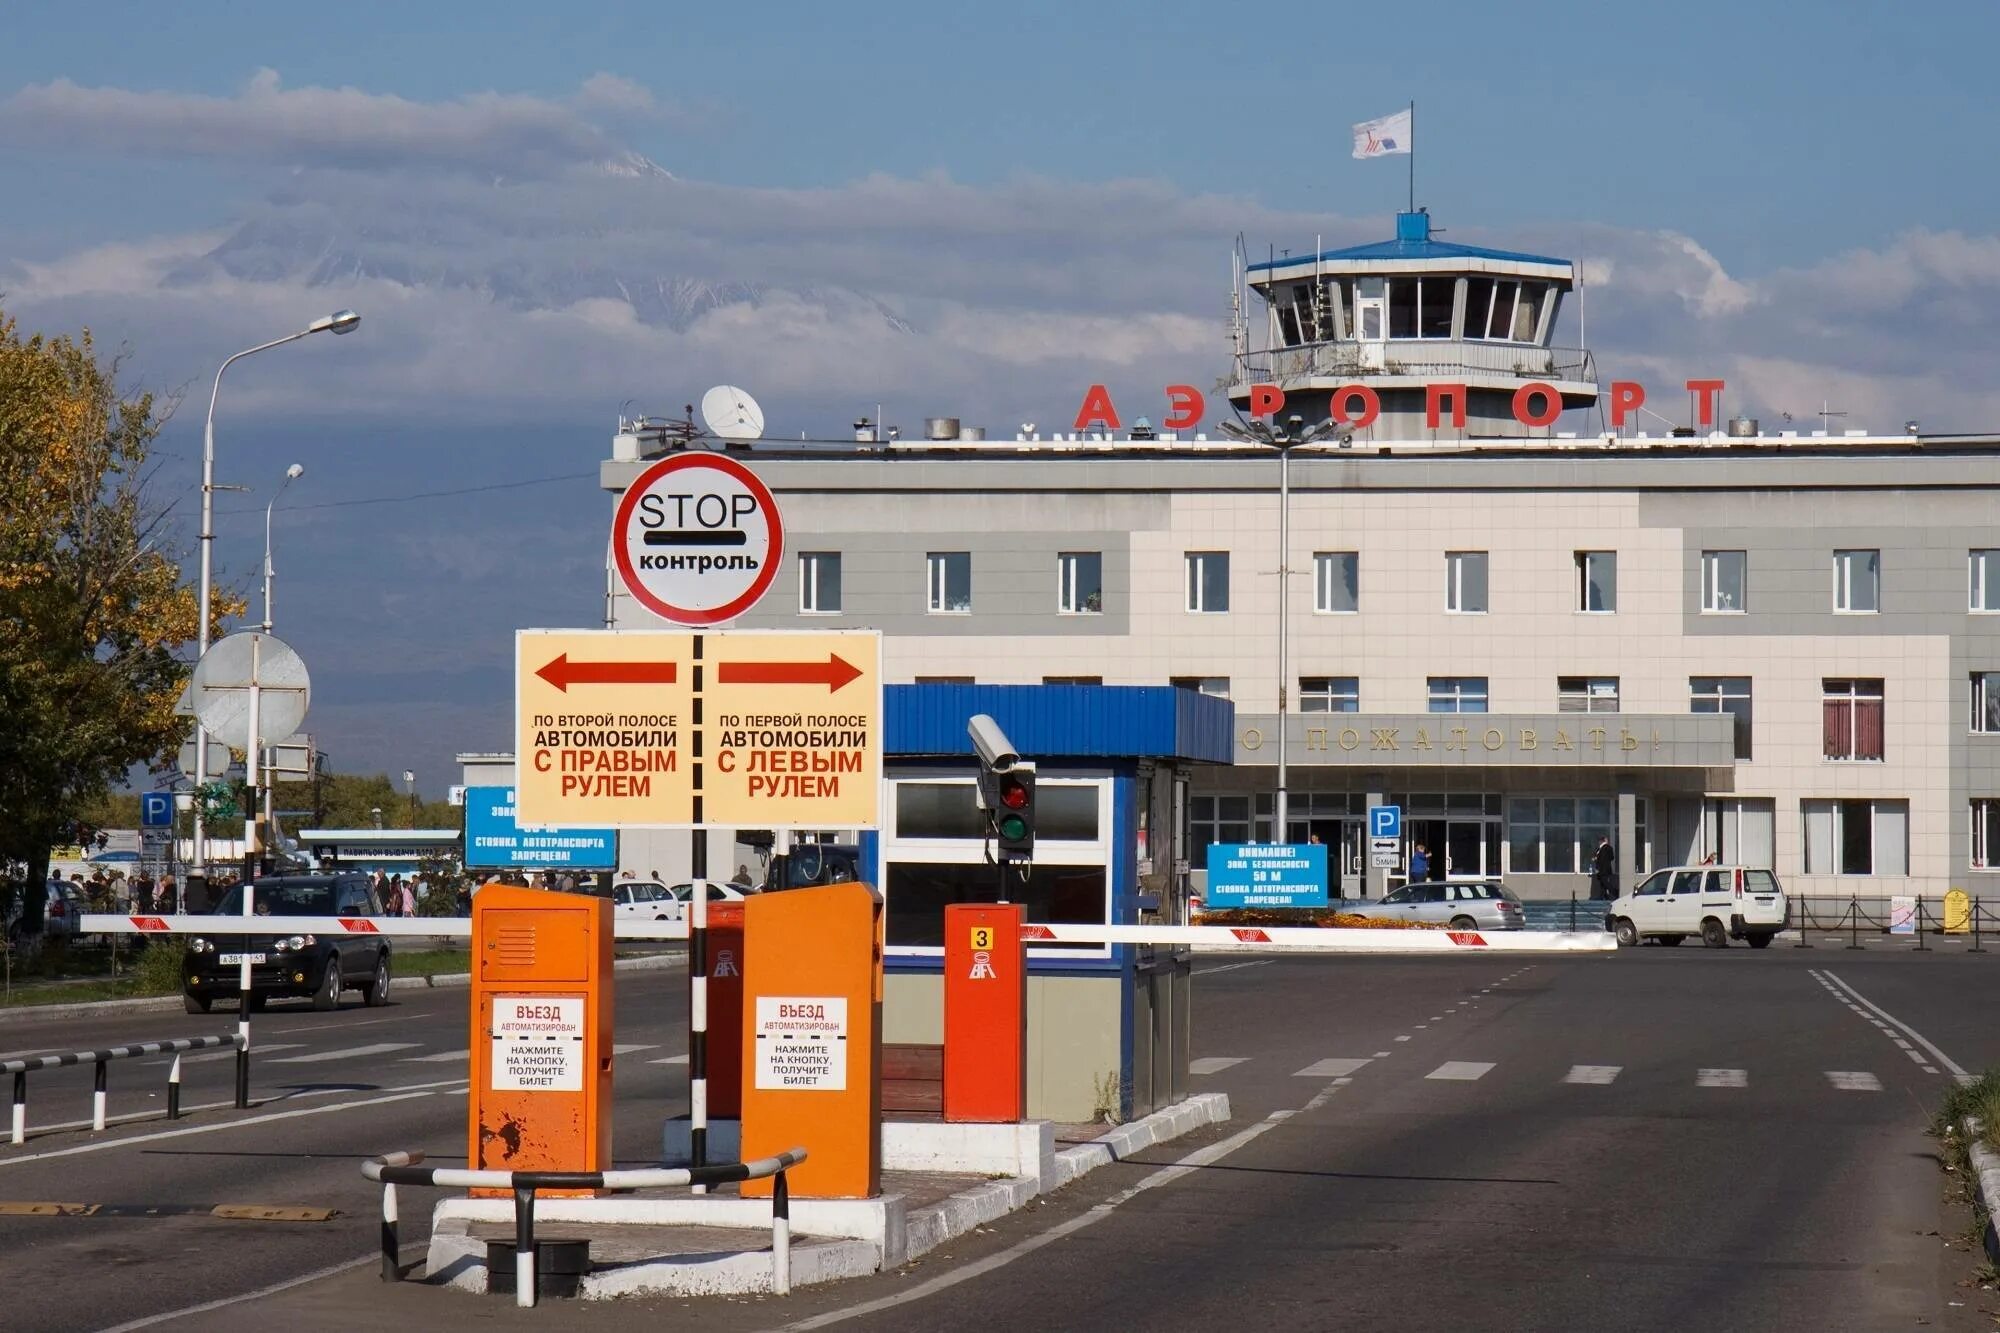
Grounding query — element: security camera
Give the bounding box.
[967,714,1019,771]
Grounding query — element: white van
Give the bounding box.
[1605,865,1787,949]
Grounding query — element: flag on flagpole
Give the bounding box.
[1352,108,1412,159]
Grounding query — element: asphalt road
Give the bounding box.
[4,946,1997,1331]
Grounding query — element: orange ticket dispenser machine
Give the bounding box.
[468,884,614,1195]
[739,881,883,1200]
[943,901,1027,1123]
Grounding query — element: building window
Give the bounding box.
[1974,551,2000,613]
[1058,552,1103,615]
[1558,677,1620,713]
[1703,798,1776,869]
[1976,800,2000,870]
[1702,550,1746,613]
[1803,798,1908,876]
[1446,551,1488,614]
[1833,549,1880,613]
[1298,676,1359,712]
[1186,552,1230,613]
[1691,676,1753,761]
[1427,677,1489,714]
[799,551,842,614]
[926,551,971,613]
[1507,797,1620,875]
[1975,673,2000,734]
[1823,678,1885,761]
[1188,793,1274,869]
[1575,551,1617,613]
[1314,552,1359,614]
[914,675,974,684]
[1169,676,1230,698]
[1043,676,1102,686]
[1464,278,1545,344]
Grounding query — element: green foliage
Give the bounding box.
[132,938,187,995]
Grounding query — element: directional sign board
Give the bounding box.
[515,628,880,829]
[140,791,174,828]
[1203,843,1329,909]
[1370,836,1401,870]
[612,452,783,626]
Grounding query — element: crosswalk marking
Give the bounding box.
[148,1043,301,1066]
[613,1044,657,1056]
[270,1042,420,1064]
[403,1049,471,1063]
[1564,1065,1622,1085]
[649,1054,690,1065]
[1696,1068,1747,1088]
[1293,1058,1371,1079]
[1826,1071,1882,1092]
[1426,1061,1495,1081]
[1190,1057,1247,1075]
[1394,1035,1411,1042]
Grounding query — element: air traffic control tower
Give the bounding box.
[1227,209,1598,439]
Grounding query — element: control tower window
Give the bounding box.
[1418,278,1454,339]
[1276,303,1302,347]
[1388,279,1418,338]
[1463,278,1494,339]
[1514,282,1545,341]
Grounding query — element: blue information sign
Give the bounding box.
[1369,805,1401,839]
[464,786,617,870]
[140,791,174,829]
[1204,843,1330,909]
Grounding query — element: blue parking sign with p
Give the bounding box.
[1369,805,1401,839]
[141,791,173,828]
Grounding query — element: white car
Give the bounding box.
[609,880,678,921]
[660,880,749,923]
[1606,865,1787,949]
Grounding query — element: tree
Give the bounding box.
[0,310,233,932]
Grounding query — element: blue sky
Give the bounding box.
[3,1,1996,790]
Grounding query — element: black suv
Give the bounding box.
[182,874,393,1014]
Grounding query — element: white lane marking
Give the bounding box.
[1564,1065,1621,1085]
[1394,1035,1412,1043]
[1426,1061,1495,1081]
[0,1081,461,1168]
[613,1043,657,1055]
[270,1042,420,1064]
[267,1014,418,1034]
[1415,1024,1428,1029]
[1372,1050,1392,1059]
[403,1048,470,1063]
[1696,1068,1748,1088]
[94,1250,386,1331]
[1922,1064,1941,1075]
[1294,1058,1371,1079]
[1196,960,1274,976]
[1819,968,1975,1084]
[783,1082,1339,1330]
[649,1054,690,1065]
[1189,1057,1248,1075]
[145,1043,301,1066]
[1826,1071,1883,1092]
[1429,1015,1444,1021]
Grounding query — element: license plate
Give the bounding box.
[218,952,266,965]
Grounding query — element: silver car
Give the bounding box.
[1366,880,1525,931]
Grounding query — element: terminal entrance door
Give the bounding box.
[1355,294,1387,370]
[1285,816,1350,897]
[1406,817,1500,880]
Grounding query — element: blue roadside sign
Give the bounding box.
[1369,804,1401,839]
[464,785,617,870]
[141,791,174,828]
[1204,843,1329,909]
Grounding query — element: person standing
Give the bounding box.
[398,876,417,918]
[1408,842,1430,884]
[1592,835,1618,900]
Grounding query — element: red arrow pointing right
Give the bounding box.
[716,653,862,693]
[536,654,680,693]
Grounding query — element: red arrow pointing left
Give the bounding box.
[536,654,680,693]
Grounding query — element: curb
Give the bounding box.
[1964,1116,2000,1269]
[1,950,687,1022]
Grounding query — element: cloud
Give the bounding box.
[0,69,677,177]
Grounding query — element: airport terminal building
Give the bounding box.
[600,213,2000,903]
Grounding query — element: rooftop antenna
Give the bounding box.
[700,385,766,442]
[1817,399,1848,434]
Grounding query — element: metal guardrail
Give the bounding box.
[5,1034,245,1144]
[363,1147,808,1308]
[1232,340,1597,386]
[1789,894,1996,953]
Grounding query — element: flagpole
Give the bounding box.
[1408,99,1415,213]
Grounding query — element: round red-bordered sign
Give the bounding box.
[612,452,784,625]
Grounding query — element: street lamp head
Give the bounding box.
[284,463,305,480]
[308,309,361,336]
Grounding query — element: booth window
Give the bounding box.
[894,780,1100,842]
[885,863,1107,948]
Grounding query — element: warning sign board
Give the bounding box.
[516,630,695,827]
[753,995,848,1091]
[612,452,783,626]
[703,630,881,828]
[490,995,586,1092]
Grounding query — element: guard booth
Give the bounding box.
[863,684,1232,1123]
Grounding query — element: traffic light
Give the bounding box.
[979,761,1036,861]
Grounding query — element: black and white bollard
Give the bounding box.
[167,1053,183,1121]
[11,1070,24,1145]
[92,1059,108,1132]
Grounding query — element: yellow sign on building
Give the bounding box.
[515,628,880,829]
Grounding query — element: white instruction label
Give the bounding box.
[753,995,848,1091]
[490,994,585,1092]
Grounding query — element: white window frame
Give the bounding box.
[1426,676,1490,714]
[1973,550,2000,613]
[1973,672,2000,735]
[1822,677,1886,762]
[926,551,971,614]
[1298,676,1360,712]
[798,551,841,615]
[1557,676,1620,713]
[1833,548,1881,614]
[1975,798,2000,871]
[1058,551,1103,615]
[1185,551,1230,614]
[1802,797,1908,876]
[1702,549,1746,614]
[1574,550,1617,613]
[1445,551,1488,615]
[1314,551,1359,614]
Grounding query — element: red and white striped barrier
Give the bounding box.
[80,915,688,942]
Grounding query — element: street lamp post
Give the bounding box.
[403,770,418,828]
[191,311,359,903]
[252,463,306,871]
[262,464,304,633]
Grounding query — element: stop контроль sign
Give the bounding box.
[612,453,784,625]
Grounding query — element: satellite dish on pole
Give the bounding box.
[190,631,311,751]
[700,385,765,442]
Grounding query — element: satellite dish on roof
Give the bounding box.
[700,385,765,442]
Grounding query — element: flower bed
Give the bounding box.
[1197,909,1443,930]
